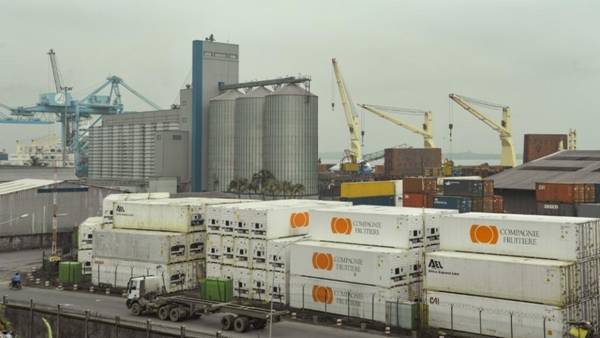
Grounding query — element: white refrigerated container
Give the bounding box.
[113,198,245,233]
[222,264,235,281]
[252,235,308,271]
[222,235,235,265]
[93,229,188,264]
[77,249,92,275]
[206,233,221,263]
[291,241,421,288]
[78,217,104,250]
[234,237,252,268]
[439,212,600,260]
[309,205,457,248]
[187,231,206,260]
[233,267,251,298]
[289,275,420,323]
[206,262,221,278]
[426,290,599,338]
[425,251,597,306]
[102,193,170,223]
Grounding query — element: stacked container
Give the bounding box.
[426,212,600,337]
[91,197,247,293]
[339,180,403,206]
[434,177,499,213]
[289,205,458,323]
[205,199,350,304]
[536,182,596,216]
[77,217,104,275]
[402,177,437,208]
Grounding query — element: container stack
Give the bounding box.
[205,199,349,303]
[433,177,502,213]
[101,192,170,225]
[77,217,104,275]
[426,212,600,338]
[91,197,245,293]
[536,182,596,216]
[402,177,437,208]
[339,180,403,206]
[288,205,458,323]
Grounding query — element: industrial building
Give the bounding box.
[491,150,600,214]
[2,134,74,167]
[0,178,117,251]
[86,39,319,196]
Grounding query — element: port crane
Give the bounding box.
[331,58,365,172]
[449,93,516,167]
[358,104,435,148]
[0,49,161,176]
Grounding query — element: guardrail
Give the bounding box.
[1,295,226,338]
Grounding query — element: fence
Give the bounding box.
[1,296,224,338]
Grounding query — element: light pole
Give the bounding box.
[0,213,30,226]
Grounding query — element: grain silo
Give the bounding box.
[263,84,318,196]
[234,86,272,181]
[207,89,243,192]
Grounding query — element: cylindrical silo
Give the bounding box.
[234,86,272,181]
[207,89,243,192]
[263,84,318,197]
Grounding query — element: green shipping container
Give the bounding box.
[200,278,233,302]
[58,261,82,284]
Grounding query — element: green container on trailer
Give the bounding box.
[200,278,233,302]
[58,261,82,284]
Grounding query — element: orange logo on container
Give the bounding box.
[312,252,333,270]
[290,212,310,228]
[330,217,352,234]
[470,224,499,244]
[312,285,334,304]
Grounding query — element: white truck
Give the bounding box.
[125,276,287,333]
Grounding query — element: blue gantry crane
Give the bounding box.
[0,49,161,176]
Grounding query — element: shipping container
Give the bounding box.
[233,237,252,267]
[402,177,438,194]
[340,181,396,199]
[59,261,82,284]
[77,249,92,275]
[492,195,504,213]
[470,197,494,213]
[187,231,206,260]
[91,257,202,293]
[425,251,598,306]
[200,278,233,302]
[291,241,421,288]
[309,205,457,248]
[341,195,396,206]
[78,217,104,250]
[536,202,576,216]
[442,179,493,197]
[206,262,221,278]
[252,235,308,271]
[289,275,420,323]
[439,212,600,261]
[384,148,442,178]
[222,265,235,281]
[432,196,472,213]
[222,235,235,265]
[535,183,592,204]
[523,134,567,163]
[596,184,600,203]
[102,193,169,222]
[402,193,433,208]
[113,198,245,233]
[233,267,251,298]
[93,229,188,264]
[577,204,600,218]
[206,233,222,263]
[426,290,599,338]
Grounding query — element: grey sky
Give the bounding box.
[1,0,598,160]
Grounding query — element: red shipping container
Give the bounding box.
[403,177,438,194]
[403,192,433,208]
[536,183,587,204]
[493,195,504,213]
[585,184,596,203]
[483,180,494,197]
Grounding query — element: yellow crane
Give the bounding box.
[449,93,516,167]
[358,104,435,148]
[332,58,362,171]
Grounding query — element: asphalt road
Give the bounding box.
[0,250,398,338]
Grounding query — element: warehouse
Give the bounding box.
[0,178,118,251]
[491,150,600,214]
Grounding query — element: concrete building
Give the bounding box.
[5,134,74,167]
[0,178,118,251]
[491,150,600,214]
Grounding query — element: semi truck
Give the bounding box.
[125,276,288,333]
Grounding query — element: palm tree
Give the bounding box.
[280,181,293,199]
[228,177,249,198]
[290,183,305,198]
[252,170,275,194]
[263,179,282,200]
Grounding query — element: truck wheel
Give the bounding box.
[254,319,267,329]
[169,307,184,322]
[158,306,171,321]
[234,316,250,333]
[130,302,143,316]
[221,315,235,331]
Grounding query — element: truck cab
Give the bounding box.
[126,276,163,301]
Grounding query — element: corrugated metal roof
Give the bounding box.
[491,150,600,190]
[0,178,61,196]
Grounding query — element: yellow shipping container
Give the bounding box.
[340,181,396,198]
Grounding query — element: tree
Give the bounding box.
[263,179,282,199]
[280,181,293,199]
[290,183,305,198]
[228,177,249,198]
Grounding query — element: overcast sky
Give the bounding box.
[1,0,598,160]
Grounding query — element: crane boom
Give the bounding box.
[359,104,435,148]
[449,93,516,167]
[48,49,62,93]
[332,58,361,163]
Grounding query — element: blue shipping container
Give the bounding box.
[596,184,600,203]
[341,195,396,207]
[433,196,472,213]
